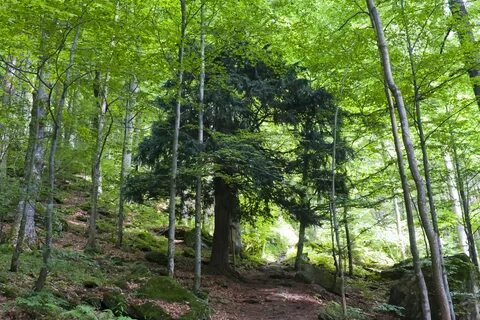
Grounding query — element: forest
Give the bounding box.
[0,0,479,319]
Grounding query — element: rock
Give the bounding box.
[83,279,100,289]
[135,276,210,319]
[0,284,19,298]
[145,251,168,265]
[128,302,172,320]
[127,262,151,280]
[102,289,128,316]
[294,263,342,295]
[184,229,213,248]
[82,292,102,308]
[388,254,480,320]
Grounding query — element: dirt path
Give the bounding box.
[202,265,326,320]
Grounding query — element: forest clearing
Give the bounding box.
[0,0,480,319]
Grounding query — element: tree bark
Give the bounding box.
[400,1,455,312]
[386,84,431,320]
[448,0,480,110]
[294,220,306,271]
[444,152,469,256]
[451,142,479,267]
[35,23,81,291]
[11,40,49,270]
[330,105,347,315]
[367,0,450,318]
[193,83,203,288]
[86,71,108,252]
[167,0,187,277]
[393,196,406,260]
[343,205,353,277]
[117,77,136,247]
[210,177,236,274]
[194,0,205,283]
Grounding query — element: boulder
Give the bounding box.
[102,289,128,316]
[294,263,342,295]
[145,251,168,265]
[388,254,480,320]
[135,276,210,319]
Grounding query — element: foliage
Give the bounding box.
[318,301,366,320]
[16,291,69,319]
[374,303,405,317]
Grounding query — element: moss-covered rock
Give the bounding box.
[102,289,128,316]
[135,276,210,320]
[294,263,342,295]
[127,262,151,280]
[388,254,480,320]
[145,252,168,265]
[128,302,172,320]
[16,291,69,319]
[182,247,195,258]
[0,283,19,298]
[184,229,213,248]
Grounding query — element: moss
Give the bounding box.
[128,302,172,320]
[16,291,69,319]
[102,290,128,316]
[182,247,195,258]
[97,219,115,234]
[127,262,151,280]
[0,284,19,298]
[136,276,209,320]
[126,229,167,252]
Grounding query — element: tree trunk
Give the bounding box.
[11,47,49,270]
[167,0,187,278]
[343,205,353,277]
[35,23,81,291]
[210,177,236,274]
[444,152,469,256]
[0,57,15,180]
[393,196,406,260]
[386,84,431,320]
[451,142,479,267]
[448,0,480,110]
[294,220,306,271]
[367,0,449,318]
[330,105,347,316]
[400,2,455,314]
[86,71,108,252]
[117,77,136,247]
[193,0,206,293]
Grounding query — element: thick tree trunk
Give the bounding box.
[210,177,236,274]
[294,221,306,271]
[386,85,431,320]
[11,52,49,270]
[367,0,449,318]
[117,77,136,247]
[444,152,469,256]
[448,0,480,110]
[86,71,108,252]
[167,0,187,278]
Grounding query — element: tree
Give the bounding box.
[366,0,452,318]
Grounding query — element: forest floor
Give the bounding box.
[0,180,402,320]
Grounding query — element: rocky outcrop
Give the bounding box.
[386,254,479,320]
